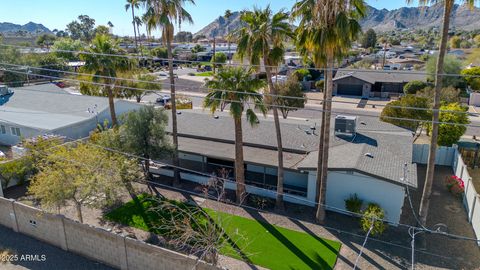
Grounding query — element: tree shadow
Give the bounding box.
[248,210,332,270]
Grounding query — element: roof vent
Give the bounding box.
[364,153,374,158]
[213,115,219,119]
[334,115,357,137]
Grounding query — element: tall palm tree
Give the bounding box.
[292,0,365,223]
[142,0,195,186]
[134,16,143,42]
[224,9,233,65]
[204,67,267,203]
[408,0,476,227]
[125,0,141,49]
[81,34,132,126]
[236,6,293,210]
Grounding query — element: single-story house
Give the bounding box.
[333,69,427,98]
[387,58,425,69]
[0,83,141,146]
[155,111,417,224]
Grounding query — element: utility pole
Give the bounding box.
[212,37,216,74]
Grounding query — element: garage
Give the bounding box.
[336,84,363,96]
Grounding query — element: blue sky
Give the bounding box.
[0,0,421,36]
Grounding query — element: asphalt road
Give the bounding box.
[141,88,480,137]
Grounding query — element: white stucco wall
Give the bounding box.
[0,101,142,146]
[325,171,405,224]
[0,122,42,146]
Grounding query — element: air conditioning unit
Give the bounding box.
[334,115,357,137]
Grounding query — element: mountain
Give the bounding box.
[0,22,51,34]
[361,3,480,32]
[194,11,242,38]
[194,4,480,38]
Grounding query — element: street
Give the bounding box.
[141,87,480,137]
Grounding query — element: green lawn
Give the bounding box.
[105,195,340,270]
[195,71,214,77]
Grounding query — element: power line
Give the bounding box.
[2,43,480,79]
[11,134,478,268]
[2,69,480,129]
[1,62,478,117]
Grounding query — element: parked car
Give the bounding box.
[54,81,66,88]
[156,95,171,106]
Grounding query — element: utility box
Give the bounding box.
[334,115,357,137]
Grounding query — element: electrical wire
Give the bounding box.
[3,43,480,78]
[2,69,480,129]
[5,135,477,267]
[1,62,480,117]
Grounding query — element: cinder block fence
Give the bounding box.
[0,197,220,270]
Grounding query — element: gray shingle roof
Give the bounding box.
[169,110,418,187]
[334,69,427,84]
[0,84,124,130]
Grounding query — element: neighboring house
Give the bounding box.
[387,57,425,70]
[0,84,141,146]
[154,111,417,224]
[333,69,426,98]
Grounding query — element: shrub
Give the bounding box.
[315,80,325,91]
[403,80,429,95]
[293,68,310,81]
[360,203,386,236]
[445,175,465,196]
[248,195,274,210]
[345,194,363,214]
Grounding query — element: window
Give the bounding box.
[0,125,5,134]
[10,127,21,137]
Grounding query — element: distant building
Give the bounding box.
[0,84,141,146]
[333,69,427,98]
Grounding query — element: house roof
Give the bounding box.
[333,69,427,84]
[168,111,418,187]
[0,84,127,130]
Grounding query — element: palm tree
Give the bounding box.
[204,67,267,203]
[224,9,233,65]
[81,34,132,126]
[125,0,141,49]
[408,0,476,227]
[236,6,293,210]
[292,0,365,222]
[134,16,143,42]
[142,0,195,186]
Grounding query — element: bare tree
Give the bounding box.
[148,197,249,266]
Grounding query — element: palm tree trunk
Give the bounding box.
[106,85,117,126]
[264,58,285,210]
[131,8,138,50]
[418,0,453,227]
[167,36,180,187]
[315,70,327,203]
[315,54,334,223]
[234,117,246,204]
